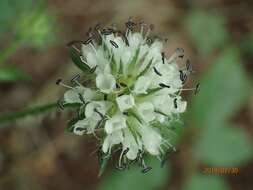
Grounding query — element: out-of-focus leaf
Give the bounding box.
[185,10,228,55]
[0,0,34,36]
[183,174,229,190]
[17,9,54,47]
[69,47,90,72]
[190,47,251,127]
[194,123,253,166]
[0,66,31,82]
[240,33,253,56]
[98,158,169,190]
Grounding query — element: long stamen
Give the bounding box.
[56,78,74,89]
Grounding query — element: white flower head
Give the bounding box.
[58,19,197,174]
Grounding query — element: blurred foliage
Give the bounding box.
[183,174,229,190]
[98,158,169,190]
[190,47,251,127]
[16,9,55,47]
[0,66,31,82]
[240,33,253,56]
[194,123,253,166]
[0,0,55,82]
[185,10,229,55]
[0,0,34,36]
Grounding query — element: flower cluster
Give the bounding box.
[58,20,196,173]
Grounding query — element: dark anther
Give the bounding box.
[153,67,162,76]
[118,31,129,46]
[57,99,64,110]
[94,108,104,118]
[110,40,119,48]
[146,37,153,45]
[159,83,170,88]
[103,94,107,101]
[179,70,187,84]
[125,20,136,31]
[90,65,97,73]
[194,83,200,95]
[78,93,85,104]
[94,22,101,31]
[186,59,192,73]
[164,38,168,43]
[123,112,129,116]
[75,127,86,132]
[174,98,178,109]
[101,28,114,35]
[84,37,93,44]
[176,48,184,58]
[161,52,165,64]
[56,78,62,85]
[118,93,124,97]
[71,74,80,84]
[115,165,126,171]
[123,148,130,155]
[141,166,152,173]
[120,82,127,87]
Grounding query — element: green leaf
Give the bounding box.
[98,158,169,190]
[185,10,228,55]
[69,47,90,72]
[0,0,34,36]
[183,174,229,190]
[190,47,251,127]
[0,66,31,82]
[194,123,253,166]
[17,9,55,47]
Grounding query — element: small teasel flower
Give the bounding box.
[57,19,199,175]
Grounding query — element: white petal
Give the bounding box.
[102,130,123,153]
[116,94,135,112]
[85,101,107,120]
[122,128,139,160]
[128,32,144,48]
[133,76,151,94]
[121,50,132,65]
[137,102,156,122]
[105,114,127,134]
[96,73,116,94]
[64,89,81,104]
[151,95,173,115]
[73,118,94,135]
[86,52,98,68]
[138,125,162,155]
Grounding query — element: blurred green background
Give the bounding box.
[0,0,252,189]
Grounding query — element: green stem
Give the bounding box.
[0,102,57,125]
